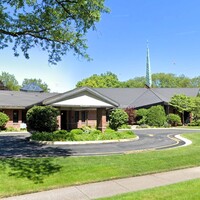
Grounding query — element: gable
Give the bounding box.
[43,87,118,108]
[52,94,114,108]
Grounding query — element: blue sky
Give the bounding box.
[0,0,200,92]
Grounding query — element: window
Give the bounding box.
[22,110,27,123]
[13,110,19,123]
[81,111,86,122]
[75,111,79,122]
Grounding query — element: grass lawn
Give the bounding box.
[99,178,200,200]
[1,132,200,197]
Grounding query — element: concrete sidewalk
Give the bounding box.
[2,167,200,200]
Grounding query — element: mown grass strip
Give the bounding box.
[0,132,200,197]
[99,178,200,200]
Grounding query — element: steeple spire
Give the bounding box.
[146,42,152,88]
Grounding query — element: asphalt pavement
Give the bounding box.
[0,128,200,157]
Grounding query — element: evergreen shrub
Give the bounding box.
[146,105,166,127]
[109,109,128,130]
[26,106,59,132]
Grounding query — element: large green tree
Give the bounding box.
[191,97,200,121]
[22,78,50,92]
[169,94,194,123]
[121,77,146,88]
[0,0,109,64]
[76,71,121,88]
[0,72,20,91]
[76,72,200,88]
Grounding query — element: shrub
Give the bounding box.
[31,132,54,141]
[188,120,200,126]
[31,130,74,141]
[125,107,137,125]
[0,112,9,129]
[109,109,128,131]
[5,127,19,132]
[136,108,148,125]
[26,106,59,132]
[146,105,166,127]
[70,129,83,135]
[54,130,74,141]
[167,114,181,126]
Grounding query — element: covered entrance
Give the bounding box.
[43,87,118,131]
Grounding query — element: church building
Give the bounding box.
[0,46,199,131]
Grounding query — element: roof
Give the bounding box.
[43,87,119,108]
[20,83,44,92]
[0,87,199,109]
[0,90,57,109]
[93,88,200,108]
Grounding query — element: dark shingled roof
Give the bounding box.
[0,87,199,109]
[0,90,57,109]
[93,88,200,108]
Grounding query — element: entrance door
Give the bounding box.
[61,111,67,130]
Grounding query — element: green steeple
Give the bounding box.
[146,43,152,88]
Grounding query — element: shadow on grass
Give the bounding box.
[0,158,62,184]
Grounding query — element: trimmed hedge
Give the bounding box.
[31,128,136,141]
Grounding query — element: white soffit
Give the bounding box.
[53,95,114,107]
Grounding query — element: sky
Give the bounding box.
[0,0,200,92]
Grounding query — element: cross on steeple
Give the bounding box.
[146,41,152,88]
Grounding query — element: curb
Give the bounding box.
[31,136,139,145]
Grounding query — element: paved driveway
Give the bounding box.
[0,129,200,157]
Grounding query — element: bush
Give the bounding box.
[0,112,9,129]
[188,120,200,126]
[26,106,59,132]
[125,107,137,125]
[30,128,136,141]
[109,109,128,131]
[31,130,74,141]
[136,108,148,125]
[70,129,83,135]
[146,105,166,127]
[167,114,181,126]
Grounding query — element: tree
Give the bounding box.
[191,76,200,88]
[152,73,192,88]
[22,78,50,92]
[0,0,109,64]
[122,77,146,88]
[0,72,20,91]
[169,94,194,124]
[76,72,121,88]
[191,97,200,121]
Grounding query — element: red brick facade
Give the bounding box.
[3,109,26,130]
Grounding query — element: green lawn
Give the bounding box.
[0,132,200,197]
[99,178,200,200]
